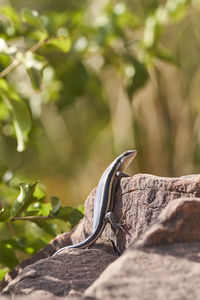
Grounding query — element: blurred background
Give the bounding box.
[1,0,200,208]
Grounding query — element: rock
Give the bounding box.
[0,294,63,300]
[84,197,200,300]
[1,174,200,298]
[0,230,77,290]
[84,242,200,300]
[135,197,200,247]
[1,243,116,298]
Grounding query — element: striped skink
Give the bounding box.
[53,150,137,256]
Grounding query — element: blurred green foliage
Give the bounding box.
[0,0,200,279]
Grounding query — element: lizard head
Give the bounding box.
[118,150,137,172]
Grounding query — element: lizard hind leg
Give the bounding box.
[110,239,121,256]
[104,212,124,235]
[105,211,130,235]
[105,212,124,255]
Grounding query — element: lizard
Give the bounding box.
[53,149,137,255]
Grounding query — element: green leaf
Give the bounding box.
[75,204,84,215]
[48,36,71,53]
[0,268,8,280]
[33,186,46,201]
[24,210,40,217]
[55,207,83,227]
[0,79,32,151]
[12,182,38,217]
[26,238,46,253]
[32,219,56,236]
[21,8,45,33]
[44,11,68,35]
[51,196,61,215]
[15,52,45,91]
[0,100,9,120]
[0,242,19,268]
[0,207,10,222]
[0,6,21,30]
[0,79,32,152]
[28,202,51,216]
[27,67,42,90]
[0,53,12,69]
[6,97,31,152]
[0,78,10,92]
[1,238,26,252]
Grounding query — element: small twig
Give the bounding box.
[7,222,16,236]
[0,60,19,79]
[10,215,52,222]
[0,38,48,79]
[29,38,48,53]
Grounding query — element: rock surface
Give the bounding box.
[84,242,200,300]
[84,197,200,299]
[136,197,200,247]
[1,174,200,299]
[1,244,116,298]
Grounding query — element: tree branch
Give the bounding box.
[10,215,52,222]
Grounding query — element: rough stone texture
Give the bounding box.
[1,243,116,298]
[84,197,200,299]
[0,296,62,300]
[1,174,200,299]
[0,231,74,290]
[84,243,200,300]
[135,197,200,247]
